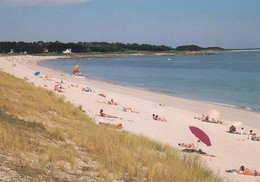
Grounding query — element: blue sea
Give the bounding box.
[40,51,260,111]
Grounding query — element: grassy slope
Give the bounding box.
[0,71,222,181]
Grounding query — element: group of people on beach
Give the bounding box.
[178,141,260,176]
[21,66,259,178]
[226,165,260,176]
[97,97,168,129]
[228,125,260,141]
[178,143,216,157]
[54,84,64,93]
[194,114,224,124]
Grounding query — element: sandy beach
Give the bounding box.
[1,55,260,182]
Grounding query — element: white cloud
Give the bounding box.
[0,0,92,5]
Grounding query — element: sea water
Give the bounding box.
[40,51,260,111]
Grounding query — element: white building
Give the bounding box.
[63,49,72,54]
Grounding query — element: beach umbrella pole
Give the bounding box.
[196,140,200,150]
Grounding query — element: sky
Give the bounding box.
[0,0,260,49]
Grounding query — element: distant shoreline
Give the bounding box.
[2,49,260,59]
[1,50,223,58]
[227,49,260,52]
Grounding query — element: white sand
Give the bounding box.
[1,55,260,182]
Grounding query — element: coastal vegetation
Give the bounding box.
[0,71,222,181]
[176,45,224,51]
[0,41,223,54]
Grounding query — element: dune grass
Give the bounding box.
[0,71,222,181]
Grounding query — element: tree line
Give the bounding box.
[0,41,223,54]
[175,45,224,51]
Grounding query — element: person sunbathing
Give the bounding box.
[194,115,207,121]
[96,121,123,129]
[54,84,59,91]
[196,149,216,157]
[152,114,167,122]
[211,118,225,125]
[154,115,167,122]
[248,130,254,139]
[108,99,118,105]
[178,143,196,150]
[226,166,260,176]
[178,143,216,157]
[251,132,260,141]
[123,107,139,113]
[82,87,92,92]
[99,109,118,118]
[98,93,106,98]
[71,84,78,87]
[228,125,238,133]
[196,115,224,124]
[54,84,64,93]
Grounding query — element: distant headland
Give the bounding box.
[2,41,259,58]
[0,41,224,55]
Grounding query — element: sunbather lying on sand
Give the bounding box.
[54,84,64,93]
[194,115,207,121]
[70,84,78,88]
[196,149,216,157]
[82,87,92,92]
[251,132,260,141]
[96,121,123,129]
[152,114,167,122]
[108,99,118,105]
[195,115,224,124]
[211,118,225,125]
[226,166,260,176]
[123,107,139,113]
[98,93,106,98]
[178,143,216,157]
[178,143,196,150]
[100,109,118,118]
[228,125,239,134]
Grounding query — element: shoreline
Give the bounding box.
[40,55,260,114]
[1,49,222,59]
[1,55,260,181]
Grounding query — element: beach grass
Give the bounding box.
[0,71,222,181]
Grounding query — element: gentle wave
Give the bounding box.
[208,102,238,108]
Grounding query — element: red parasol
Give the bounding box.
[189,126,211,146]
